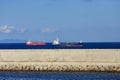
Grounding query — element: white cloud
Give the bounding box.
[0,25,27,34]
[41,27,58,33]
[18,28,27,33]
[0,25,15,33]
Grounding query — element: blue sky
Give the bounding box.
[0,0,120,42]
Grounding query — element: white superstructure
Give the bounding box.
[52,38,60,45]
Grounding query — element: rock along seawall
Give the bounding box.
[0,49,120,72]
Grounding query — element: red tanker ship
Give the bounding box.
[26,40,46,46]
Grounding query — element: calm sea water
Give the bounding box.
[0,72,120,80]
[0,42,120,49]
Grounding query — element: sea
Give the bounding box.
[0,42,120,49]
[0,72,120,80]
[0,42,120,80]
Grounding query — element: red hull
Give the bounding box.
[26,41,46,46]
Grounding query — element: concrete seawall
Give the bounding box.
[0,49,120,72]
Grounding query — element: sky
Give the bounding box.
[0,0,120,42]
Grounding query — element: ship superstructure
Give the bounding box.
[52,38,60,45]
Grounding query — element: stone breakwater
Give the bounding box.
[0,49,120,72]
[0,62,120,72]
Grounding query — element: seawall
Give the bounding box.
[0,49,120,72]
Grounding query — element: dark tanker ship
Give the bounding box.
[52,38,83,47]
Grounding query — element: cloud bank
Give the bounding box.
[41,27,58,33]
[0,25,15,33]
[82,0,93,2]
[0,25,26,34]
[18,28,27,34]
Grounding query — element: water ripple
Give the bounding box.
[0,72,120,80]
